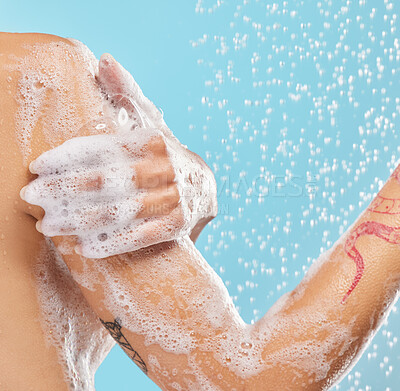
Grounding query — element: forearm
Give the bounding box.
[252,167,400,389]
[54,235,246,390]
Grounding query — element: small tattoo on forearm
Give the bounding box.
[100,318,148,374]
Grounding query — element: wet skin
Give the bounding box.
[3,33,400,390]
[0,32,215,390]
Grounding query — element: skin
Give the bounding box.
[0,33,89,391]
[0,32,214,391]
[2,32,400,390]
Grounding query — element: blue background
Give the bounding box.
[2,0,400,389]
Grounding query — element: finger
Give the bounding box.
[29,131,153,176]
[27,131,158,195]
[97,54,166,130]
[135,156,175,190]
[76,205,187,258]
[21,170,106,206]
[40,192,146,236]
[29,133,121,175]
[98,53,150,107]
[22,155,144,211]
[30,205,45,222]
[142,135,169,157]
[97,53,126,96]
[98,54,149,129]
[45,182,179,237]
[119,130,163,160]
[137,184,180,218]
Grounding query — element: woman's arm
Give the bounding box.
[53,168,400,390]
[250,170,400,389]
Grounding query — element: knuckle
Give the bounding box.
[168,184,180,203]
[147,135,167,156]
[81,173,104,191]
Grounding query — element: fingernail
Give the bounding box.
[100,53,113,67]
[36,220,43,233]
[20,186,27,201]
[29,160,37,174]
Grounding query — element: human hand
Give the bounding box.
[20,54,217,258]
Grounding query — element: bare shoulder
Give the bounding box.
[0,34,110,389]
[0,32,75,63]
[0,32,102,152]
[0,32,103,215]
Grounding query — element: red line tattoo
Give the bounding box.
[343,221,400,303]
[367,196,400,214]
[342,165,400,303]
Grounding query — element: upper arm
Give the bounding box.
[0,32,115,390]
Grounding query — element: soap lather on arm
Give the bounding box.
[21,54,218,258]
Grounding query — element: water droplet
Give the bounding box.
[241,342,253,349]
[33,81,44,89]
[96,123,107,130]
[118,108,129,126]
[98,233,108,242]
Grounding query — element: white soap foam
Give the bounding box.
[7,39,102,166]
[165,136,218,236]
[15,40,217,259]
[23,127,152,244]
[35,237,114,390]
[89,236,241,355]
[22,117,216,258]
